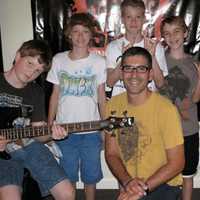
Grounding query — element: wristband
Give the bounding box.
[144,183,150,195]
[123,178,134,188]
[145,187,149,195]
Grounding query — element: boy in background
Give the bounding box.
[160,16,200,200]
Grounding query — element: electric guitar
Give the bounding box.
[0,116,134,140]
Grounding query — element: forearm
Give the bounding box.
[105,154,132,185]
[152,57,165,89]
[107,66,121,87]
[146,145,184,191]
[192,78,200,103]
[98,83,106,119]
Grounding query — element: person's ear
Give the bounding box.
[148,68,153,81]
[14,51,21,63]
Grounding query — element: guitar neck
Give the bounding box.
[0,120,105,140]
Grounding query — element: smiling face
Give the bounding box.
[162,22,188,51]
[13,53,44,87]
[122,55,152,96]
[70,24,92,49]
[122,6,145,37]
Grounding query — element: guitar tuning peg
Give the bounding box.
[123,110,128,117]
[111,110,116,116]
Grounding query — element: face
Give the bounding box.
[122,6,145,36]
[70,25,92,48]
[122,55,152,95]
[162,23,187,50]
[14,53,44,86]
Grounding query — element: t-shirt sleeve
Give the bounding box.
[46,55,60,85]
[161,103,184,149]
[155,43,168,77]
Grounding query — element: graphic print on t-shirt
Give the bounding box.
[159,65,191,120]
[0,93,33,128]
[118,121,151,163]
[59,68,97,97]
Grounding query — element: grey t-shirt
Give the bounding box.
[161,53,199,136]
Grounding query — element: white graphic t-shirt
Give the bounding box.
[47,51,106,134]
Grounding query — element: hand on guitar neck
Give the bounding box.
[0,116,134,142]
[0,123,68,147]
[0,136,10,151]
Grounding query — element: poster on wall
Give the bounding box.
[32,0,199,56]
[72,0,199,56]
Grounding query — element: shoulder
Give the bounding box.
[28,82,44,95]
[53,51,69,60]
[89,52,105,61]
[107,92,126,107]
[89,52,106,67]
[106,37,123,50]
[152,92,177,111]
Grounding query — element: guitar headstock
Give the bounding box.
[102,111,134,136]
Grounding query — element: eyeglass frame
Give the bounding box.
[121,65,151,74]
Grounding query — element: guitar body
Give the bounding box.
[0,107,22,159]
[0,107,42,200]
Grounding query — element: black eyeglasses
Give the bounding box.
[122,65,150,73]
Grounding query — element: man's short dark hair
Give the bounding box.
[121,46,152,68]
[18,39,52,71]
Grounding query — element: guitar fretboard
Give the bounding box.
[0,120,105,140]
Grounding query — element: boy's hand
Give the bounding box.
[0,136,9,151]
[144,36,158,57]
[51,124,68,140]
[122,41,133,54]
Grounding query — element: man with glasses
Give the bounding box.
[105,47,185,200]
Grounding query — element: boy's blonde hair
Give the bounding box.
[120,0,145,16]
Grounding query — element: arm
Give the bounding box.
[32,84,60,143]
[48,84,60,125]
[106,42,132,88]
[98,83,106,119]
[144,37,165,89]
[146,144,185,191]
[152,57,165,89]
[192,62,200,103]
[105,132,132,184]
[107,64,122,87]
[105,132,146,196]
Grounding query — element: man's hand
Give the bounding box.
[0,136,10,151]
[123,177,147,197]
[51,124,68,140]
